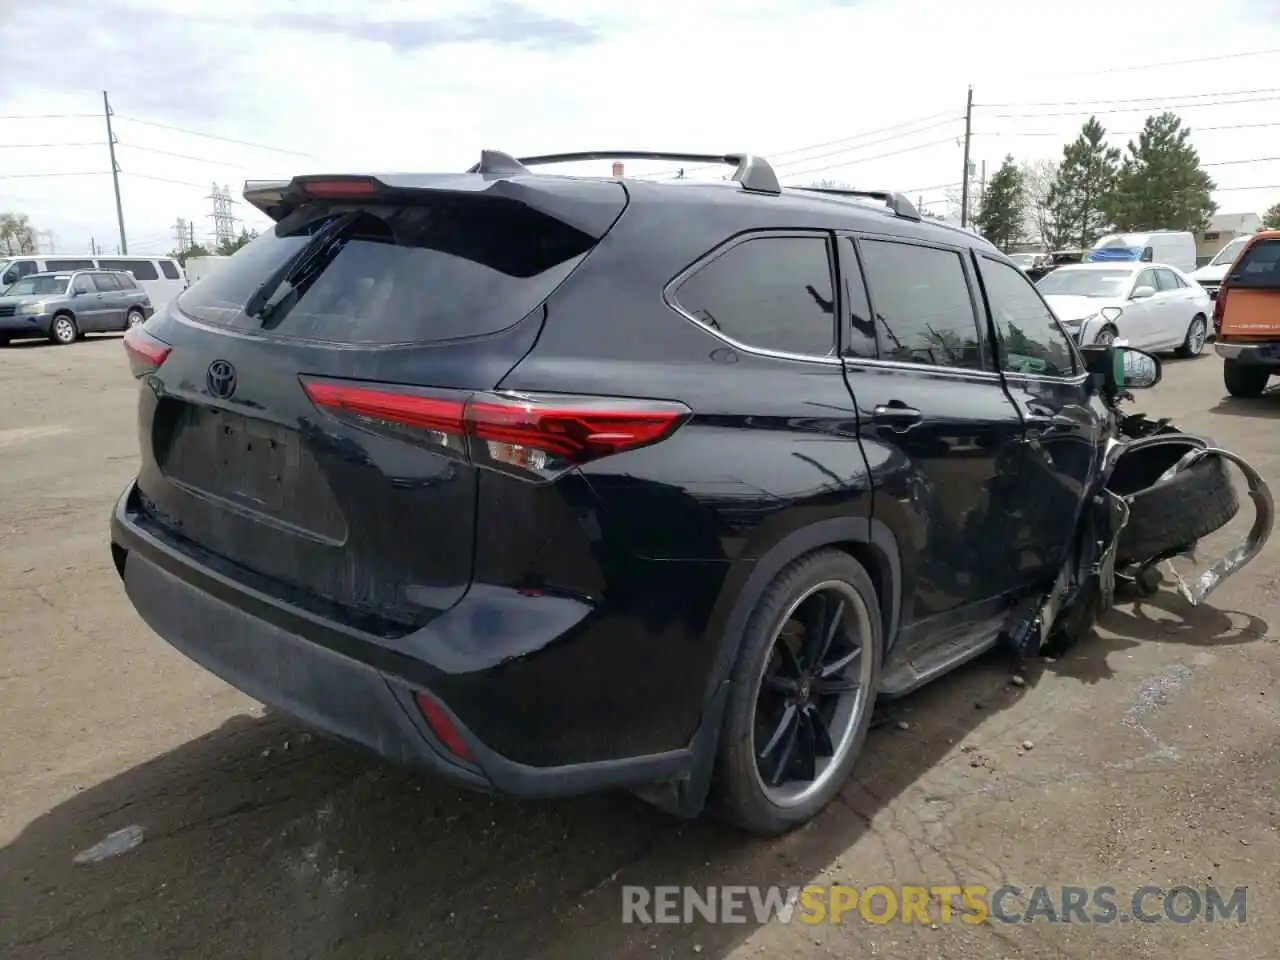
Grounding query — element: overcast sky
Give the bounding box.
[2,0,1280,256]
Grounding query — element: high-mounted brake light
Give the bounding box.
[301,379,689,474]
[296,178,379,198]
[123,324,171,376]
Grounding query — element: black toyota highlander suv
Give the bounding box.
[111,150,1104,835]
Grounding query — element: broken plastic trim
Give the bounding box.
[1153,447,1275,606]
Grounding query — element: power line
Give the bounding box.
[0,171,105,180]
[979,94,1280,120]
[0,113,97,121]
[975,86,1280,109]
[121,171,210,189]
[113,115,313,158]
[777,137,964,180]
[1203,156,1280,167]
[1023,46,1280,79]
[634,110,962,179]
[973,120,1280,138]
[0,142,98,149]
[117,141,254,170]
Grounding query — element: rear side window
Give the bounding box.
[1155,269,1179,291]
[858,239,985,370]
[159,260,180,279]
[49,259,94,271]
[674,235,836,357]
[117,273,138,289]
[92,273,121,292]
[175,201,601,344]
[1230,239,1280,287]
[99,258,159,280]
[840,238,877,360]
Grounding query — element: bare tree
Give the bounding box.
[0,213,37,255]
[1020,159,1058,249]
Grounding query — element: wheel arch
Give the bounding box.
[664,517,901,818]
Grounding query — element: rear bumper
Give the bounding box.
[1216,341,1280,366]
[110,482,695,799]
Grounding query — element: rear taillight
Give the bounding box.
[301,379,689,477]
[1213,284,1228,333]
[413,691,473,763]
[123,325,171,377]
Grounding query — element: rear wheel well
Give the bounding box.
[831,540,891,647]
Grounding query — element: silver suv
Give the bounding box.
[0,269,154,345]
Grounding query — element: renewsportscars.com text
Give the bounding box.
[622,884,1248,925]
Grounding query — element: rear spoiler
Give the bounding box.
[242,172,627,238]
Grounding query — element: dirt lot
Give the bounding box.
[1,336,1277,960]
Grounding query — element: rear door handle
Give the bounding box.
[872,403,922,428]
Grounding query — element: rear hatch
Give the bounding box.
[1217,237,1280,339]
[127,173,627,631]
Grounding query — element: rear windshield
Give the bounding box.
[1229,239,1280,288]
[174,200,600,344]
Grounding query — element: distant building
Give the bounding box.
[1197,212,1262,264]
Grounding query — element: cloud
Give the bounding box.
[280,2,598,52]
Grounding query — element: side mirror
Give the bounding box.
[1114,346,1162,389]
[1130,285,1156,300]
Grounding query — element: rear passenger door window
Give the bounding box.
[92,273,121,292]
[1155,269,1179,292]
[159,260,180,280]
[857,238,985,370]
[978,256,1078,377]
[673,234,837,357]
[839,238,878,360]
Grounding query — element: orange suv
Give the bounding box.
[1215,229,1280,397]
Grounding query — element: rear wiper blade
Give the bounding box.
[243,211,361,321]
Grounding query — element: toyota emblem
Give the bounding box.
[207,359,238,400]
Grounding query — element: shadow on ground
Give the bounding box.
[1208,393,1280,420]
[0,593,1267,960]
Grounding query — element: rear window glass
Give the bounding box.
[1230,239,1280,287]
[174,201,599,344]
[48,259,94,270]
[159,260,180,279]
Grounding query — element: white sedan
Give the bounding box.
[1036,262,1212,357]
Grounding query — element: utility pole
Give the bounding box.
[103,90,127,254]
[91,237,97,256]
[959,85,974,229]
[189,220,195,248]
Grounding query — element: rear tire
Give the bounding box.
[711,549,882,836]
[125,308,145,329]
[1223,359,1269,398]
[49,313,77,346]
[1175,315,1207,358]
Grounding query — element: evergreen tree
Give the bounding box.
[1263,201,1280,230]
[974,155,1026,251]
[1043,117,1120,251]
[1105,112,1216,233]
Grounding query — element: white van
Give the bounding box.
[1085,231,1197,273]
[184,255,229,287]
[1189,234,1252,299]
[0,254,186,311]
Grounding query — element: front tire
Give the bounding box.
[49,314,78,346]
[711,549,882,836]
[1223,359,1269,398]
[1094,325,1118,346]
[1176,315,1207,358]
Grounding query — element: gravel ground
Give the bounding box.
[1,336,1276,960]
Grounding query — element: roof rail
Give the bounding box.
[791,186,922,221]
[468,149,782,195]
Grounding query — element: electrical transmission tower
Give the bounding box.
[206,184,239,248]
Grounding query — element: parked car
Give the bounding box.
[0,269,153,345]
[1036,262,1211,356]
[1085,231,1198,274]
[0,254,185,311]
[108,154,1252,836]
[1213,229,1280,397]
[1190,235,1252,300]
